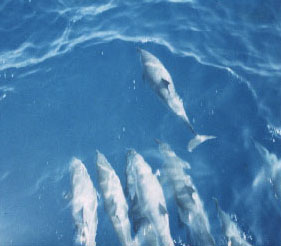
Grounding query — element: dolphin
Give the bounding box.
[213,198,252,246]
[70,158,98,246]
[156,140,215,246]
[126,149,174,246]
[254,141,281,200]
[138,48,216,152]
[96,151,137,246]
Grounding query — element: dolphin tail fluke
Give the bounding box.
[187,134,216,152]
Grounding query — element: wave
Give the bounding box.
[1,0,280,80]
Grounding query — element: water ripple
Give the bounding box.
[0,0,280,79]
[0,0,280,124]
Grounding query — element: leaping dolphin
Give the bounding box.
[138,48,216,152]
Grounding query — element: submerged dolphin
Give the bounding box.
[253,141,281,200]
[156,140,215,246]
[138,48,215,152]
[213,198,252,246]
[70,158,98,246]
[96,151,136,246]
[126,149,174,246]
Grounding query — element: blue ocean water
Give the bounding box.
[0,0,281,245]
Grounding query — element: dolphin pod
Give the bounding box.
[138,48,216,152]
[96,150,136,246]
[66,47,253,246]
[126,149,174,246]
[70,158,98,246]
[213,198,252,246]
[68,148,254,246]
[157,140,215,246]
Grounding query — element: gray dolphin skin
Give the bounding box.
[157,140,215,246]
[126,149,174,246]
[96,151,136,246]
[138,48,216,152]
[70,158,98,246]
[213,198,252,246]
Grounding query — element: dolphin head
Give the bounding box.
[96,150,112,181]
[126,149,152,178]
[137,48,146,64]
[137,48,158,66]
[126,148,137,159]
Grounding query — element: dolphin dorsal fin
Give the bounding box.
[161,78,170,90]
[159,203,168,215]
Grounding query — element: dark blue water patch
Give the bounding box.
[96,204,120,246]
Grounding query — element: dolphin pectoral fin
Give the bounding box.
[132,214,150,233]
[159,203,168,215]
[187,134,216,152]
[184,186,195,197]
